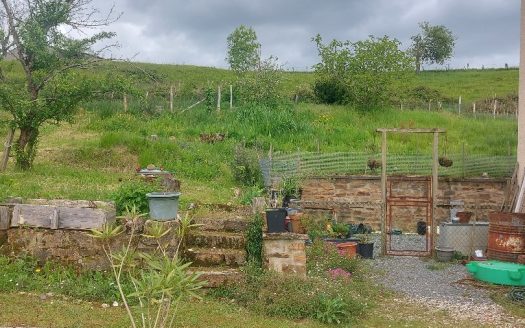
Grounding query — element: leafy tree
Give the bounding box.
[0,0,119,169]
[226,25,261,73]
[349,36,414,108]
[312,35,414,108]
[410,22,455,73]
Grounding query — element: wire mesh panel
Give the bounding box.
[264,151,515,183]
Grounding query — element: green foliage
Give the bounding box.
[306,239,360,276]
[315,296,349,325]
[279,176,301,199]
[313,77,348,104]
[210,248,371,325]
[410,22,456,73]
[91,207,205,328]
[0,0,121,169]
[239,185,265,205]
[245,214,264,266]
[235,56,283,108]
[313,34,414,109]
[226,25,261,73]
[232,144,263,187]
[0,255,133,303]
[113,180,158,215]
[204,85,216,111]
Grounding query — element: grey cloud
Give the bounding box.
[92,0,520,69]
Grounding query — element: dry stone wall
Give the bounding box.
[300,176,507,231]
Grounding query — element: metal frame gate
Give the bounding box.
[386,176,433,256]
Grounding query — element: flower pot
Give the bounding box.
[265,208,288,233]
[456,211,473,224]
[435,247,454,262]
[146,192,181,221]
[358,242,374,259]
[289,213,306,234]
[335,242,357,259]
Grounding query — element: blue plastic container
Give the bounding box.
[146,192,181,221]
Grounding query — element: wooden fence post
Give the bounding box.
[217,85,221,111]
[0,128,15,172]
[458,96,462,115]
[169,85,174,112]
[493,99,497,119]
[123,94,128,112]
[229,85,233,109]
[472,102,476,116]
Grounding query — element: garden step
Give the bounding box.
[185,247,246,267]
[189,267,243,288]
[193,217,249,233]
[187,231,246,249]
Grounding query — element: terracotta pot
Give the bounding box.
[289,213,306,234]
[456,211,473,223]
[335,242,357,259]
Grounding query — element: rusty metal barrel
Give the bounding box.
[487,212,525,262]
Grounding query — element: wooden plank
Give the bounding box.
[10,204,115,230]
[431,131,439,251]
[380,131,387,256]
[0,206,10,230]
[58,207,114,230]
[376,128,446,133]
[11,204,56,228]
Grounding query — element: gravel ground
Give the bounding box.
[371,256,525,327]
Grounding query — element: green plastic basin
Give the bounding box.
[466,260,525,286]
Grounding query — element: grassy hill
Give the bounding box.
[0,62,519,206]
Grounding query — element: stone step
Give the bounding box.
[186,231,246,249]
[193,217,249,233]
[185,247,246,267]
[189,267,243,288]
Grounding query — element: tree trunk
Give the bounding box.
[15,127,39,170]
[415,54,421,74]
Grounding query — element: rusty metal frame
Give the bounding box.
[377,128,445,257]
[386,176,433,256]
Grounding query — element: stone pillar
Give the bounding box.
[263,233,308,277]
[518,0,525,183]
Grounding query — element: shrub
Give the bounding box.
[306,239,360,276]
[313,77,348,104]
[113,179,157,215]
[245,214,264,266]
[232,144,263,187]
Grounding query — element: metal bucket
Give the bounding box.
[146,192,181,221]
[487,212,525,262]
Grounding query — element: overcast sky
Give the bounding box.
[90,0,520,71]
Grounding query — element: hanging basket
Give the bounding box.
[438,156,453,167]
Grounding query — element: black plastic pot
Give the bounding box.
[357,242,374,259]
[265,208,288,233]
[417,221,427,236]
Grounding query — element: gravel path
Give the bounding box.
[371,256,525,327]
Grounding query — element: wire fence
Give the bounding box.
[395,96,518,120]
[261,151,516,184]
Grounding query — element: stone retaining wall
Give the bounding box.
[300,176,507,231]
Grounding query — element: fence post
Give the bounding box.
[123,94,128,112]
[458,96,461,115]
[493,99,497,119]
[400,103,403,111]
[217,85,221,111]
[461,143,465,179]
[169,85,174,112]
[229,85,233,109]
[145,91,149,99]
[472,102,476,117]
[0,128,14,172]
[428,100,431,111]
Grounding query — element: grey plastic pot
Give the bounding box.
[435,247,454,262]
[146,192,181,221]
